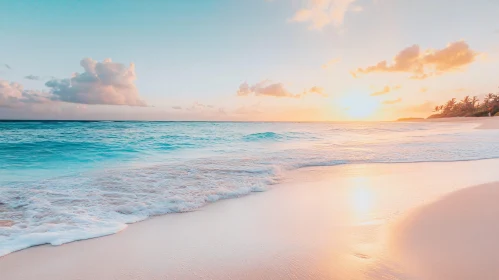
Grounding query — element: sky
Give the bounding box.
[1,0,499,121]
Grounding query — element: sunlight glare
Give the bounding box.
[349,176,375,222]
[340,92,379,119]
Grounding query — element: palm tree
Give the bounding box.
[461,95,470,104]
[483,93,498,113]
[460,95,471,112]
[429,88,499,118]
[443,98,457,114]
[471,96,479,110]
[484,93,495,103]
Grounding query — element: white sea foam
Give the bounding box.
[1,121,499,256]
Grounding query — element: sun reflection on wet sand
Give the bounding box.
[4,161,499,279]
[347,176,377,226]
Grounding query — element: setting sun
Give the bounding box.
[340,93,379,119]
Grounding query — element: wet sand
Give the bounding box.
[2,159,499,279]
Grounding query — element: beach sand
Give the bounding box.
[411,115,499,129]
[389,182,499,280]
[2,157,499,280]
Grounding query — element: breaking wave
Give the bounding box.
[1,120,499,256]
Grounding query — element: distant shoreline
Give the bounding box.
[397,116,499,129]
[396,117,425,121]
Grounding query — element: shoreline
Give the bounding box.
[2,159,499,279]
[397,116,499,129]
[2,156,499,258]
[3,116,497,259]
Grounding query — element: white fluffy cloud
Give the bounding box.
[45,58,146,106]
[1,58,146,109]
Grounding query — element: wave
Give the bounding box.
[294,160,348,169]
[0,161,279,257]
[2,121,499,257]
[243,132,285,141]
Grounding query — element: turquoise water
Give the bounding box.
[1,120,499,256]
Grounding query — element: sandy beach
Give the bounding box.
[2,117,499,280]
[415,116,499,129]
[2,157,499,280]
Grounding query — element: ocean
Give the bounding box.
[1,120,499,256]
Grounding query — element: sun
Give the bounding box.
[339,92,379,120]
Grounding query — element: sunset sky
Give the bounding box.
[1,0,499,121]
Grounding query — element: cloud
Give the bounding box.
[307,86,327,96]
[237,81,292,97]
[383,98,402,105]
[353,41,479,79]
[237,80,327,98]
[1,58,146,109]
[185,102,220,111]
[0,80,52,108]
[25,75,40,80]
[4,64,12,70]
[291,0,359,29]
[173,102,227,118]
[371,86,391,96]
[420,87,428,93]
[190,102,207,110]
[322,58,341,69]
[370,85,401,96]
[45,58,146,106]
[0,81,23,107]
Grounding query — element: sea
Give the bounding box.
[1,120,499,256]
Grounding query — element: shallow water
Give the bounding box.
[1,120,499,256]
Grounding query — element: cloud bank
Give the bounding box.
[354,41,479,79]
[291,0,360,29]
[237,80,326,98]
[45,58,146,106]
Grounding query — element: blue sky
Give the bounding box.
[1,0,499,120]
